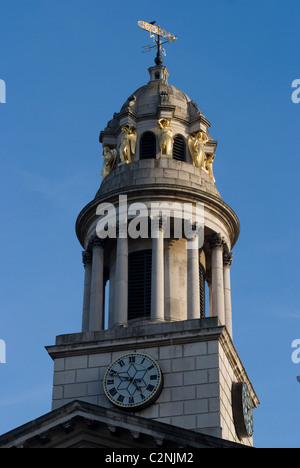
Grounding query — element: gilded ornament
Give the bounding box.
[157,118,173,157]
[101,145,117,180]
[205,153,216,182]
[188,131,209,169]
[119,125,137,164]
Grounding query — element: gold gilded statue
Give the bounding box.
[157,118,174,157]
[188,131,209,169]
[205,153,216,182]
[119,124,137,164]
[101,145,117,180]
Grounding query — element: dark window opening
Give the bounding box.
[172,135,186,161]
[140,132,156,159]
[128,249,152,320]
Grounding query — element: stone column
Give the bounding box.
[81,250,92,332]
[223,252,233,338]
[187,235,200,320]
[210,234,225,325]
[151,217,165,322]
[114,236,128,326]
[89,237,105,331]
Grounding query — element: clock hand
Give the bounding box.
[134,382,143,392]
[131,379,146,392]
[117,375,129,381]
[117,375,133,381]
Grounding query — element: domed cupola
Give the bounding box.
[97,63,220,199]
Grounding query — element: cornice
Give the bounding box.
[76,184,239,250]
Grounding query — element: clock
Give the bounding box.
[232,382,254,439]
[103,353,163,411]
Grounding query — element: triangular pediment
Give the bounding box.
[0,400,246,449]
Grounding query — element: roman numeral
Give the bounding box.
[129,356,136,363]
[109,388,117,397]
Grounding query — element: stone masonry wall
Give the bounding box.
[49,320,255,445]
[52,340,222,439]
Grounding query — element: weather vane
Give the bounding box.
[138,20,177,65]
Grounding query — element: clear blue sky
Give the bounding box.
[0,0,299,448]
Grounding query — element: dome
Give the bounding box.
[118,65,204,123]
[98,64,218,195]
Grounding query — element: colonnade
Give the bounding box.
[81,231,233,338]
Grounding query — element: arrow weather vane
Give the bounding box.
[138,20,178,65]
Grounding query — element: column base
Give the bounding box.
[112,322,128,328]
[149,319,165,324]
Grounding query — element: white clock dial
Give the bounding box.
[103,353,163,410]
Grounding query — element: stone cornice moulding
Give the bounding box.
[76,185,240,250]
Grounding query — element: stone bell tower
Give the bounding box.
[46,44,259,447]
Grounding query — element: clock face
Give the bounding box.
[232,382,254,439]
[242,382,254,437]
[103,353,163,411]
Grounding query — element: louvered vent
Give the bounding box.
[140,132,156,159]
[172,135,186,161]
[128,249,152,320]
[199,263,206,318]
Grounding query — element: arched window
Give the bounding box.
[140,131,156,159]
[128,249,152,320]
[172,135,186,161]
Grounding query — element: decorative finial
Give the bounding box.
[138,20,177,65]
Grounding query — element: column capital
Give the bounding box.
[223,251,233,267]
[82,251,92,268]
[150,215,168,239]
[87,234,105,250]
[209,233,225,250]
[150,215,168,229]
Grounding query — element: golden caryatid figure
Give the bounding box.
[188,131,209,169]
[157,118,174,157]
[205,153,216,182]
[101,145,117,180]
[119,124,137,164]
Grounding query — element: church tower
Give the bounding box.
[46,24,259,447]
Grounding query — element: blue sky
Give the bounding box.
[0,0,299,448]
